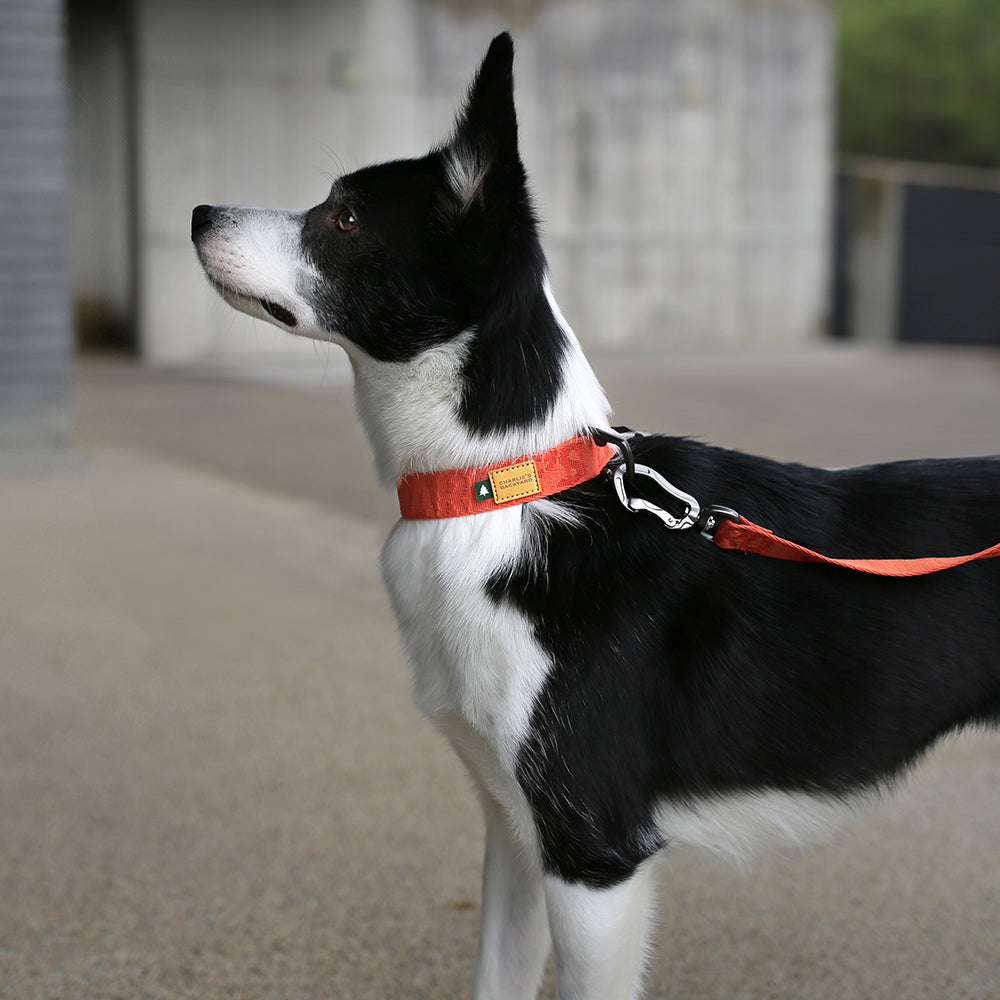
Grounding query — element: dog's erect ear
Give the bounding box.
[443,33,524,212]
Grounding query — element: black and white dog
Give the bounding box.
[192,34,1000,1000]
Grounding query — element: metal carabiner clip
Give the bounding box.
[612,462,702,531]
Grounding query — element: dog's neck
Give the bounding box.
[346,281,612,488]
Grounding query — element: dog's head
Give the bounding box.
[192,33,542,367]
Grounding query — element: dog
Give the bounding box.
[192,33,1000,1000]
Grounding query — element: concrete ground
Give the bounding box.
[2,344,999,999]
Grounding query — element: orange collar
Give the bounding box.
[397,434,617,519]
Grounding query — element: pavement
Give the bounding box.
[2,343,1000,999]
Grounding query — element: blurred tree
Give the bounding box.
[838,0,1000,167]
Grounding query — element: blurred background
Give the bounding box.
[4,0,1000,442]
[2,3,1000,999]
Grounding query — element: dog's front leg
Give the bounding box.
[544,862,657,1000]
[472,795,551,1000]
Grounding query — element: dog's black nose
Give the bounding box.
[191,204,215,240]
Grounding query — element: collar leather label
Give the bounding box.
[487,460,541,504]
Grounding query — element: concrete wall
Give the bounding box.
[0,0,73,444]
[127,0,834,364]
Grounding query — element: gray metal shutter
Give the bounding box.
[0,0,73,447]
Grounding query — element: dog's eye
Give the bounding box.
[335,208,359,232]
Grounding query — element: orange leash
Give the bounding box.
[398,428,1000,576]
[604,430,1000,578]
[711,514,1000,578]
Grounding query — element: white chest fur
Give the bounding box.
[381,507,550,838]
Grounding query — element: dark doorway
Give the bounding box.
[898,184,1000,346]
[67,0,138,352]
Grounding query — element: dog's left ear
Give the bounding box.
[442,32,525,213]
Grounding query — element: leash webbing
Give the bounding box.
[605,429,1000,578]
[396,427,1000,577]
[710,514,1000,577]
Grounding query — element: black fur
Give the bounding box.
[492,439,1000,888]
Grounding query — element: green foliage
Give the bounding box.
[838,0,1000,167]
